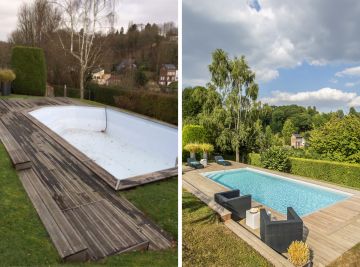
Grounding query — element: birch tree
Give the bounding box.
[209,49,259,162]
[53,0,115,99]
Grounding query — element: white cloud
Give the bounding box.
[261,88,360,111]
[255,68,279,82]
[183,0,360,86]
[345,82,355,87]
[335,66,360,77]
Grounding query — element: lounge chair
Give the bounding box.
[214,189,252,221]
[187,158,204,169]
[260,207,303,253]
[214,156,231,166]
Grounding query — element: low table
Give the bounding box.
[246,209,260,229]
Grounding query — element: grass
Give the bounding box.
[329,242,360,267]
[0,142,177,266]
[119,178,178,239]
[182,190,272,267]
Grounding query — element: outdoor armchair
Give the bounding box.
[214,189,252,221]
[260,207,303,253]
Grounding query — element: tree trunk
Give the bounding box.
[235,146,240,162]
[79,69,84,99]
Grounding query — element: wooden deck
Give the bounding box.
[0,98,173,261]
[183,162,360,267]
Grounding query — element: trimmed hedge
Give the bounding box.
[11,46,46,96]
[290,157,360,189]
[54,84,178,125]
[248,153,360,189]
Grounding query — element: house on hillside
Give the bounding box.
[114,59,137,73]
[91,67,111,85]
[159,64,178,86]
[291,133,306,148]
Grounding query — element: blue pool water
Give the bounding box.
[205,168,350,216]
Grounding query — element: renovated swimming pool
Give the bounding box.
[204,168,351,216]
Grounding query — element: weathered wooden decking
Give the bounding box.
[0,98,173,261]
[183,162,360,267]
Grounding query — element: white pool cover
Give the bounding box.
[29,106,178,181]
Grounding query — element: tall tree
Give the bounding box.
[53,0,116,99]
[282,119,296,145]
[208,49,259,162]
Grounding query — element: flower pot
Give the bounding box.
[2,81,11,96]
[190,151,196,159]
[202,152,208,160]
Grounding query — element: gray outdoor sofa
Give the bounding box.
[260,207,303,253]
[214,189,252,221]
[187,158,204,169]
[214,155,231,166]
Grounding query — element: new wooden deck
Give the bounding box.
[0,98,173,261]
[183,162,360,267]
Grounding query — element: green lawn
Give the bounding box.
[182,190,272,267]
[0,143,177,266]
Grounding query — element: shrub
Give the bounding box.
[0,69,16,81]
[288,241,310,267]
[182,125,207,147]
[184,143,201,154]
[199,143,214,153]
[260,146,291,172]
[248,153,261,167]
[11,46,47,96]
[290,157,360,189]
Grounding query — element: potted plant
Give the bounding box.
[199,143,214,164]
[0,69,16,96]
[184,143,200,159]
[287,241,311,267]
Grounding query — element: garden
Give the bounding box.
[182,49,360,266]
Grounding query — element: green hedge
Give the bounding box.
[290,157,360,189]
[182,125,207,147]
[11,46,46,96]
[54,84,178,125]
[248,153,360,189]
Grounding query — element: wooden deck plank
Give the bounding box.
[0,98,173,261]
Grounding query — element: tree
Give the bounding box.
[282,119,296,145]
[349,107,359,117]
[309,115,360,163]
[53,0,116,99]
[208,49,259,162]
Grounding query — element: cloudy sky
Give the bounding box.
[0,0,178,41]
[183,0,360,112]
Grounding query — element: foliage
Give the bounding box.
[282,119,296,145]
[135,69,148,86]
[0,69,16,81]
[208,49,259,162]
[248,153,261,167]
[260,146,291,172]
[168,81,178,91]
[182,125,207,147]
[184,143,201,153]
[328,242,360,267]
[287,241,310,267]
[309,115,360,163]
[182,190,272,267]
[11,46,47,96]
[290,157,360,189]
[199,143,214,153]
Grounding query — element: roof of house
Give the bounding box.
[91,67,104,74]
[161,64,176,70]
[292,133,303,138]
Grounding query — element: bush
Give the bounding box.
[260,147,291,172]
[184,143,201,154]
[248,153,360,189]
[290,157,360,189]
[248,153,261,167]
[11,46,46,96]
[288,241,310,267]
[0,69,16,81]
[182,125,207,147]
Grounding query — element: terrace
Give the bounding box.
[0,97,176,263]
[183,161,360,266]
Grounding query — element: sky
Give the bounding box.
[183,0,360,112]
[0,0,178,41]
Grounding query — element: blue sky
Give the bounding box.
[183,0,360,112]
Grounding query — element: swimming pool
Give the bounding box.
[29,105,178,189]
[204,168,351,216]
